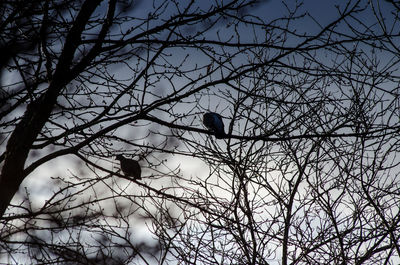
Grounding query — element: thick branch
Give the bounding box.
[0,0,102,217]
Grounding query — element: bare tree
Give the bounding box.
[1,0,400,264]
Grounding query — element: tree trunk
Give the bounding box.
[0,0,101,217]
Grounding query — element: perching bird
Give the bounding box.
[116,154,142,180]
[203,112,226,139]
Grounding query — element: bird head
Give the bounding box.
[115,154,124,161]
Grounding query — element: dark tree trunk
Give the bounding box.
[0,0,102,217]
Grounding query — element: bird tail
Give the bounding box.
[215,131,225,139]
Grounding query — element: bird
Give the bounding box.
[203,112,226,139]
[115,154,142,180]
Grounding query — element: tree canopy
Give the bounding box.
[1,0,400,264]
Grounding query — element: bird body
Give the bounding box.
[203,112,225,139]
[116,155,142,180]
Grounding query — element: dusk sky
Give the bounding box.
[2,0,400,264]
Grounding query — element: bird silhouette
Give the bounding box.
[116,155,142,180]
[203,112,226,139]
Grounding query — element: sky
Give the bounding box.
[3,0,400,263]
